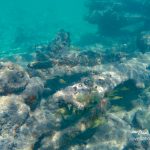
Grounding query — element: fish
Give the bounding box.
[111,96,123,100]
[121,87,129,91]
[59,79,67,84]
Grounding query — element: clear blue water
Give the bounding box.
[0,0,95,56]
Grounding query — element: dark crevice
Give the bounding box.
[45,72,90,94]
[33,131,53,150]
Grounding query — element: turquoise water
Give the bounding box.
[0,0,95,56]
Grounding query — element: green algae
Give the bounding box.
[90,117,107,128]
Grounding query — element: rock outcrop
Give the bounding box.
[1,31,150,149]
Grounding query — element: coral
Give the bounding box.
[2,31,150,150]
[48,29,71,53]
[76,91,100,107]
[27,30,71,70]
[22,77,45,110]
[28,49,102,73]
[0,95,30,149]
[134,108,150,130]
[125,128,150,150]
[89,117,107,128]
[136,31,150,53]
[0,62,30,95]
[85,0,150,35]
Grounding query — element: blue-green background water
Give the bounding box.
[0,0,95,56]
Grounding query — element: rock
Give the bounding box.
[2,32,150,150]
[48,29,71,53]
[22,77,44,110]
[28,60,52,69]
[125,129,150,150]
[0,95,30,149]
[0,62,29,95]
[52,51,150,110]
[134,108,150,130]
[0,95,29,132]
[83,113,130,150]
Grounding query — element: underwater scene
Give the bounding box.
[1,0,150,150]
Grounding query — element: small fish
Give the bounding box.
[57,108,66,114]
[112,96,123,100]
[121,87,129,91]
[108,90,118,97]
[59,79,67,84]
